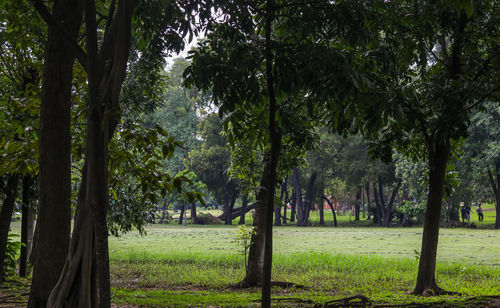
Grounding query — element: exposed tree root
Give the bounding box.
[231,280,305,290]
[412,286,462,297]
[315,294,371,307]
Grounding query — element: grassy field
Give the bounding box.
[109,222,500,307]
[4,205,499,307]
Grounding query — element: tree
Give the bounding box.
[0,0,42,285]
[29,0,203,306]
[354,0,499,295]
[185,113,238,225]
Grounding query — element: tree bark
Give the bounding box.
[292,168,303,226]
[322,195,337,227]
[261,1,281,305]
[158,199,171,224]
[383,180,402,227]
[28,0,82,306]
[413,140,450,295]
[190,203,198,224]
[46,1,137,307]
[282,177,288,224]
[290,188,296,222]
[303,172,317,225]
[178,205,185,225]
[487,161,500,229]
[372,183,383,226]
[20,176,32,277]
[238,193,248,225]
[365,182,371,220]
[354,189,361,221]
[0,174,19,282]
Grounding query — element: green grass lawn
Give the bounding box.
[109,223,500,307]
[6,206,499,307]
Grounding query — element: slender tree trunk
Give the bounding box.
[223,184,232,225]
[28,0,82,305]
[239,194,248,225]
[282,178,288,224]
[292,168,303,226]
[159,199,171,224]
[372,183,383,226]
[0,174,19,282]
[354,189,361,221]
[178,205,185,225]
[261,1,281,304]
[383,180,402,227]
[322,195,337,227]
[487,162,500,229]
[20,176,32,277]
[191,203,198,224]
[303,172,317,225]
[413,140,450,295]
[365,182,371,220]
[319,205,324,225]
[290,189,296,222]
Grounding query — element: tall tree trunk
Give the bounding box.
[20,176,32,277]
[383,180,402,227]
[303,172,317,225]
[354,189,361,221]
[322,195,337,227]
[191,203,198,224]
[28,0,82,305]
[292,168,303,225]
[178,205,185,225]
[261,1,281,305]
[290,188,296,222]
[319,204,324,225]
[47,1,137,307]
[239,193,248,225]
[223,183,232,225]
[372,183,383,226]
[0,174,19,282]
[282,177,288,224]
[413,140,450,295]
[365,182,371,220]
[487,161,500,229]
[159,199,171,224]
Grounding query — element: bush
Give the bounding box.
[196,213,222,225]
[4,234,22,278]
[396,201,426,226]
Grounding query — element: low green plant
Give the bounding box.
[233,225,255,270]
[4,233,23,278]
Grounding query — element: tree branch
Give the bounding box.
[31,0,88,72]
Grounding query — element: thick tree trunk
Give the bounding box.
[239,194,248,225]
[28,0,82,305]
[47,1,137,307]
[20,176,32,277]
[242,196,266,286]
[413,140,450,295]
[0,175,19,282]
[487,162,500,229]
[292,168,303,225]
